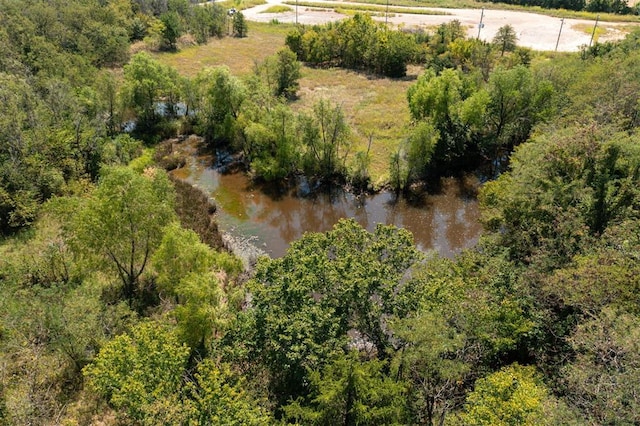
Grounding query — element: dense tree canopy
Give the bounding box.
[3,0,640,423]
[286,14,421,78]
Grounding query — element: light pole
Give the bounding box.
[555,18,564,52]
[385,0,389,24]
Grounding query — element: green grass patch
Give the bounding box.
[218,0,267,10]
[284,1,451,15]
[261,5,294,13]
[572,22,640,42]
[572,22,608,41]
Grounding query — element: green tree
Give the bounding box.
[493,25,518,57]
[191,4,225,43]
[300,99,351,179]
[151,223,236,351]
[460,364,552,426]
[407,68,480,168]
[480,125,640,267]
[405,120,439,183]
[184,359,272,424]
[562,307,640,424]
[160,11,183,50]
[233,12,248,38]
[246,103,299,181]
[284,351,408,425]
[121,52,181,134]
[196,66,247,145]
[172,272,228,354]
[483,65,554,157]
[273,47,301,99]
[83,321,190,421]
[369,27,417,78]
[247,219,422,405]
[392,310,469,426]
[67,167,176,306]
[152,223,216,298]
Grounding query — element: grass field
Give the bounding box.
[218,0,267,10]
[261,5,294,12]
[154,21,416,185]
[293,67,415,186]
[153,22,291,76]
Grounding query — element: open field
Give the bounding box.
[261,5,293,12]
[152,22,290,76]
[294,67,417,186]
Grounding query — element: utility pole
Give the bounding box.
[589,14,600,48]
[477,8,484,40]
[555,18,564,51]
[296,0,298,25]
[385,0,389,24]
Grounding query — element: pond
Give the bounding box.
[171,139,483,259]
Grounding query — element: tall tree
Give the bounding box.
[83,321,190,421]
[460,364,574,426]
[160,11,183,50]
[66,166,176,305]
[247,219,422,405]
[196,66,247,145]
[121,52,181,133]
[300,99,351,179]
[233,12,248,38]
[284,351,408,425]
[273,47,301,99]
[493,25,518,57]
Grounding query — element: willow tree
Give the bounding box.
[68,166,176,305]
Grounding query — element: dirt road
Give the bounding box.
[242,0,637,51]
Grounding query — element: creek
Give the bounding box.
[170,139,483,259]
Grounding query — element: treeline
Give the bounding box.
[0,0,133,234]
[484,0,639,14]
[285,14,422,77]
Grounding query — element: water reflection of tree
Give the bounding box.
[271,200,302,245]
[381,178,482,257]
[306,192,350,233]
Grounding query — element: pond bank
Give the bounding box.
[163,136,483,262]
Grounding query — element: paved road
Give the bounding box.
[242,0,637,51]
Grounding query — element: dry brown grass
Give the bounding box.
[293,66,418,185]
[152,22,292,77]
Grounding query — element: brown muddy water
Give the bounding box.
[171,140,483,259]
